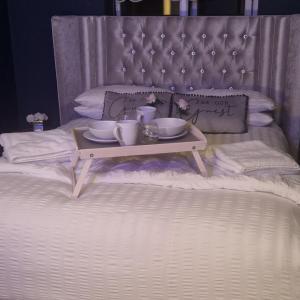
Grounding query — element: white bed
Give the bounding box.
[1,14,300,300]
[0,120,300,300]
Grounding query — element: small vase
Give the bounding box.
[33,121,44,132]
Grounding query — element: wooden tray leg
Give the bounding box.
[71,152,79,168]
[72,159,92,198]
[71,152,79,191]
[192,150,207,177]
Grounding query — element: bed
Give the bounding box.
[0,15,300,300]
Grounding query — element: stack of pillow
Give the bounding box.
[74,85,275,133]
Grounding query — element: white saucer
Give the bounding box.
[83,131,118,143]
[158,130,188,140]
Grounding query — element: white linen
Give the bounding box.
[248,112,273,126]
[0,172,300,300]
[74,105,102,119]
[212,140,300,175]
[88,168,300,205]
[0,129,75,163]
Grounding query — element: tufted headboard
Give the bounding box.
[51,15,300,157]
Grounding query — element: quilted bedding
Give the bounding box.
[0,120,300,300]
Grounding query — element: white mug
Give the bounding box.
[136,106,157,124]
[113,120,139,146]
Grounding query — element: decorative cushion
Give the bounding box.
[102,91,173,121]
[172,93,249,133]
[187,89,275,113]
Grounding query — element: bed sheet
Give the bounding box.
[0,119,299,300]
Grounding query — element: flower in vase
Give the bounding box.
[26,112,48,123]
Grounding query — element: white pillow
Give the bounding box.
[248,113,273,127]
[74,85,170,107]
[74,105,102,119]
[188,89,275,113]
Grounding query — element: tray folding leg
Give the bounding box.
[72,158,93,198]
[192,150,207,176]
[71,152,79,190]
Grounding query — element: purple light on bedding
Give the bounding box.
[107,154,197,174]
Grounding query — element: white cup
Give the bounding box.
[136,106,157,124]
[113,120,139,146]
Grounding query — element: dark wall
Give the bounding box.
[259,0,300,15]
[120,0,163,16]
[7,0,113,130]
[120,0,242,16]
[200,0,243,16]
[0,0,18,133]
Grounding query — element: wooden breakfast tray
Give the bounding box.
[71,124,207,198]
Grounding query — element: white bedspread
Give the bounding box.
[1,122,300,300]
[0,172,300,300]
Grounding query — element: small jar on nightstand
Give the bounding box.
[26,112,48,132]
[32,121,44,132]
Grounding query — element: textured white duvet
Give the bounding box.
[0,174,300,300]
[0,121,300,300]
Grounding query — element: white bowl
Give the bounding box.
[153,118,187,137]
[89,120,116,140]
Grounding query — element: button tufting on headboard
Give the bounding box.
[150,49,155,55]
[102,16,260,92]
